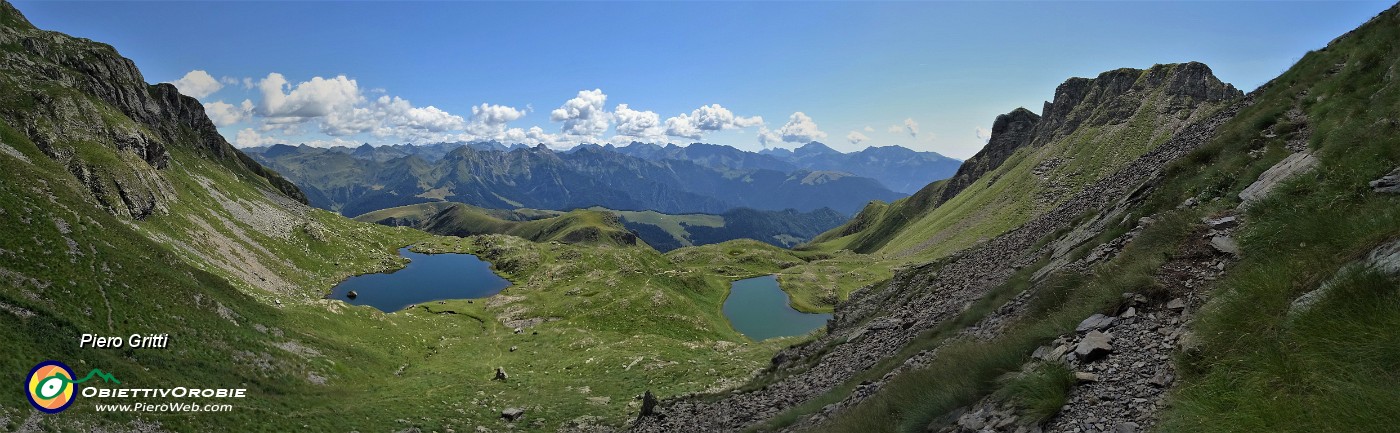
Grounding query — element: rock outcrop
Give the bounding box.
[0,0,305,219]
[939,108,1041,204]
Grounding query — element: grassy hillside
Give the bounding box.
[813,63,1239,263]
[802,5,1400,432]
[0,3,812,430]
[359,201,848,252]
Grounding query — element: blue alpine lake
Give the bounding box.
[722,275,832,340]
[327,247,511,312]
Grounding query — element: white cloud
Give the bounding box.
[903,118,920,138]
[219,76,239,86]
[256,73,362,119]
[663,104,762,140]
[664,113,703,140]
[205,99,253,127]
[613,104,665,142]
[846,130,870,145]
[234,128,278,148]
[976,126,991,144]
[776,112,827,143]
[504,126,566,148]
[863,126,875,132]
[550,89,611,137]
[758,126,783,148]
[466,103,526,137]
[168,70,223,99]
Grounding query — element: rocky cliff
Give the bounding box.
[0,0,303,219]
[939,107,1040,205]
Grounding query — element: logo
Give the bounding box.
[25,360,120,413]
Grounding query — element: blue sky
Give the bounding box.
[14,1,1394,158]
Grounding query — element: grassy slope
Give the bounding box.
[0,112,802,431]
[0,10,803,431]
[811,66,1229,265]
[800,7,1400,432]
[1154,6,1400,431]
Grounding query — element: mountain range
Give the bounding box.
[245,141,917,217]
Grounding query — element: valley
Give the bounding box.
[2,1,1399,433]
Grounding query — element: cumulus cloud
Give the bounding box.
[846,130,870,145]
[256,73,362,119]
[863,126,875,132]
[758,126,783,148]
[169,70,223,99]
[466,103,526,137]
[233,128,278,148]
[776,112,827,143]
[663,104,762,140]
[976,126,991,144]
[503,126,564,148]
[322,95,467,140]
[205,99,253,127]
[664,114,703,140]
[550,89,611,137]
[614,104,664,141]
[903,118,920,138]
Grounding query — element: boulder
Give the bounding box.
[1074,371,1100,382]
[501,407,525,422]
[1370,167,1400,193]
[1075,331,1113,361]
[1075,314,1117,333]
[493,367,508,381]
[1210,236,1240,255]
[1202,215,1239,229]
[346,290,358,299]
[1166,298,1187,310]
[1239,151,1319,205]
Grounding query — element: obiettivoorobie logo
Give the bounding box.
[25,360,120,413]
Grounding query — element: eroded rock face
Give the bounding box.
[939,108,1041,205]
[1033,62,1243,147]
[0,0,306,217]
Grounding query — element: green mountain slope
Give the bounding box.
[813,63,1241,262]
[631,5,1400,432]
[0,3,807,430]
[358,202,848,252]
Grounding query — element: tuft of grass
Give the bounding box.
[994,363,1077,425]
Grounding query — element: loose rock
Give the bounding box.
[1209,236,1240,255]
[1076,314,1117,333]
[501,407,525,422]
[1075,331,1114,361]
[1370,167,1400,193]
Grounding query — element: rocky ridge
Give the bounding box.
[0,0,303,219]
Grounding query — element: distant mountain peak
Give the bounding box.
[795,141,838,155]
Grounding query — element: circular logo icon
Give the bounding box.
[26,360,77,413]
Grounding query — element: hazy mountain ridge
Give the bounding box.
[249,141,907,216]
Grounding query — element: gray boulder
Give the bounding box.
[1075,314,1117,333]
[1239,151,1319,205]
[1370,167,1400,193]
[501,407,525,421]
[1210,236,1240,255]
[1075,330,1114,361]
